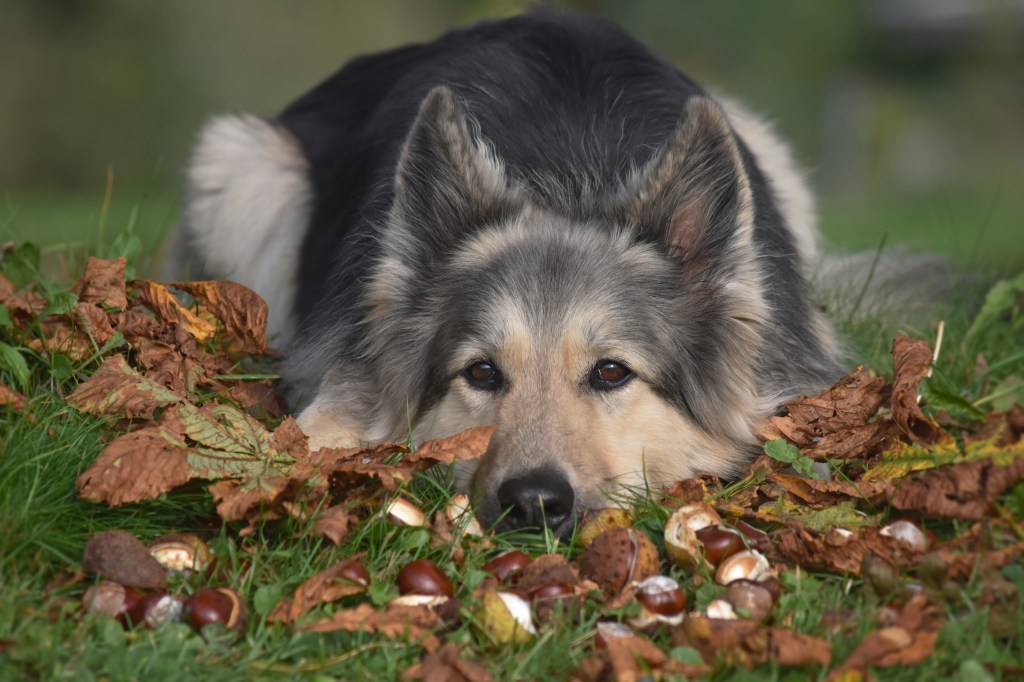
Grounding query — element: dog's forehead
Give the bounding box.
[443,214,677,364]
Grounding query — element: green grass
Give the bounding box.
[1,198,1023,681]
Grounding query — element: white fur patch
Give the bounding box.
[175,114,312,346]
[716,94,819,271]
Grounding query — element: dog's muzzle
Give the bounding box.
[494,467,575,538]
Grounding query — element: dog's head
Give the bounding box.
[361,87,767,538]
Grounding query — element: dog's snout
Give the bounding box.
[496,469,575,535]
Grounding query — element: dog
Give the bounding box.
[170,9,846,538]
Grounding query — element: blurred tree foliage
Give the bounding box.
[1,0,1022,262]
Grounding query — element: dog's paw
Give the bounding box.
[297,400,361,451]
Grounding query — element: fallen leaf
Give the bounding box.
[775,525,925,576]
[571,632,708,682]
[890,335,954,447]
[301,602,444,652]
[827,594,944,680]
[77,402,295,506]
[72,257,127,310]
[313,504,360,545]
[888,456,1024,520]
[403,642,494,682]
[82,530,167,590]
[270,555,370,624]
[0,381,27,410]
[68,355,184,420]
[169,281,268,354]
[131,280,216,343]
[756,366,900,461]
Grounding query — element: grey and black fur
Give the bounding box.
[172,10,845,538]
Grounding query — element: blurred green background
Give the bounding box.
[2,0,1022,276]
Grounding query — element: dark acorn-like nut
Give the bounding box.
[338,559,371,589]
[695,525,745,566]
[186,587,245,633]
[726,579,774,622]
[396,559,454,598]
[82,581,141,624]
[148,534,212,574]
[579,528,659,595]
[483,550,532,583]
[529,582,575,602]
[129,592,184,629]
[634,576,686,617]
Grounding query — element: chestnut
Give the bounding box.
[529,582,576,602]
[715,550,771,586]
[705,599,737,620]
[396,559,454,598]
[185,587,245,633]
[337,559,371,589]
[476,589,536,644]
[148,534,212,574]
[483,550,532,583]
[694,525,745,566]
[880,520,929,552]
[129,592,184,629]
[579,527,659,595]
[385,497,427,526]
[578,507,633,546]
[630,575,686,628]
[594,621,634,649]
[663,503,723,572]
[81,581,141,624]
[726,579,774,622]
[445,493,484,536]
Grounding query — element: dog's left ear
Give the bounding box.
[389,86,518,265]
[613,96,755,277]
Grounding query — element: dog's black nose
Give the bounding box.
[496,469,575,535]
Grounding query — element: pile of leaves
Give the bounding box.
[3,253,1023,680]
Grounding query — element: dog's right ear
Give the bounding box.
[388,86,518,266]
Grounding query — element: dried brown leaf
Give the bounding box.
[0,381,27,410]
[313,504,360,545]
[756,366,899,460]
[827,594,944,680]
[403,642,494,682]
[775,525,925,576]
[0,272,44,321]
[132,280,216,343]
[270,555,369,624]
[72,257,127,309]
[408,426,496,465]
[888,456,1024,520]
[68,355,184,419]
[169,280,268,354]
[890,335,953,447]
[301,602,443,651]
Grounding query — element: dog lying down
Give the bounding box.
[170,9,848,539]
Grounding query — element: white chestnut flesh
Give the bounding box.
[715,549,771,585]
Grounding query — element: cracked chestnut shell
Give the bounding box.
[396,559,454,598]
[148,534,212,575]
[694,525,745,566]
[663,503,723,572]
[579,527,659,595]
[81,581,141,625]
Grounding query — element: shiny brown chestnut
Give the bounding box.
[633,576,686,617]
[129,592,184,629]
[82,581,141,625]
[482,550,532,583]
[726,579,774,622]
[185,587,245,633]
[695,525,745,566]
[337,559,371,589]
[396,559,454,598]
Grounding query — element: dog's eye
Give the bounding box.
[464,360,503,390]
[590,360,633,390]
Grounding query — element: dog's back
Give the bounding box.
[172,10,844,536]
